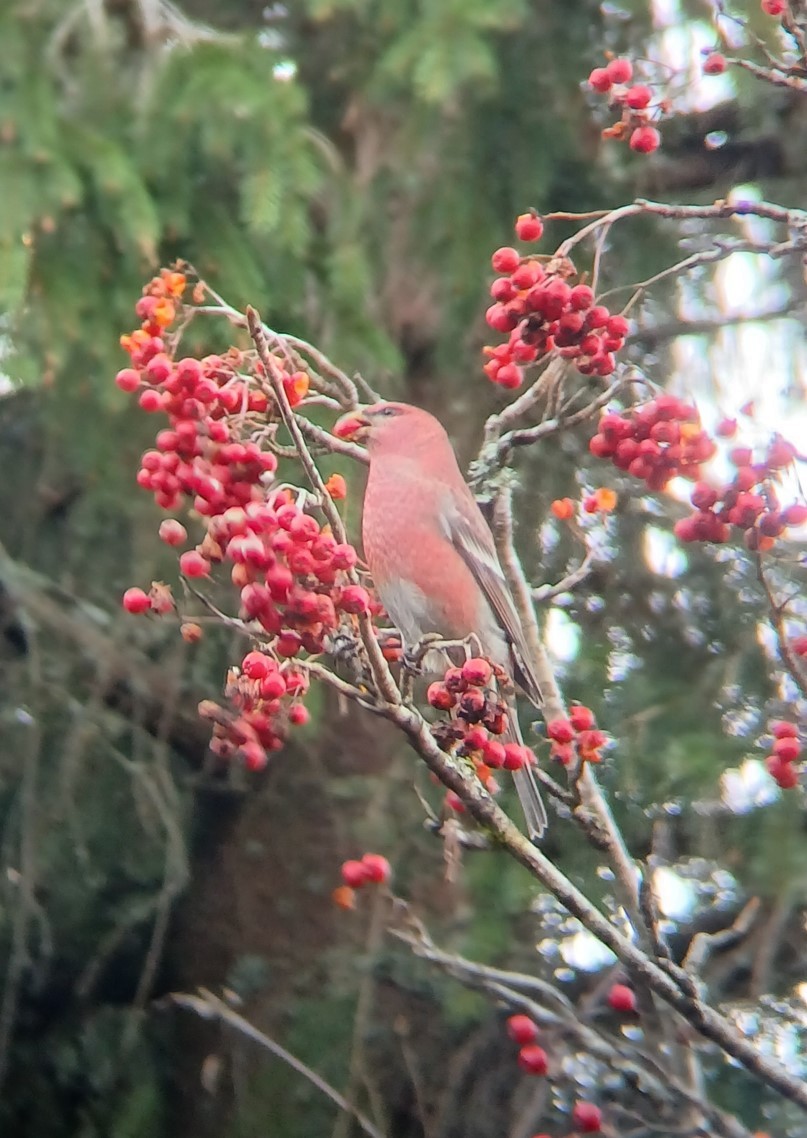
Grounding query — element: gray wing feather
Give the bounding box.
[443,502,544,708]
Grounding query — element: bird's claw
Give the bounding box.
[402,632,446,674]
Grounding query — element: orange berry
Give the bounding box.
[284,370,309,407]
[332,885,357,910]
[593,487,618,512]
[550,497,575,520]
[325,473,347,500]
[162,271,187,298]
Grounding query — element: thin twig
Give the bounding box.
[171,989,386,1138]
[756,554,807,699]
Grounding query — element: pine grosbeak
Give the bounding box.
[334,401,546,837]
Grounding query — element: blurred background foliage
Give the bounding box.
[0,0,806,1135]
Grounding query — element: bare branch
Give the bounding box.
[730,57,807,93]
[756,555,807,699]
[628,303,801,349]
[171,989,386,1138]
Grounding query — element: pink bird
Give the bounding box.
[334,401,547,838]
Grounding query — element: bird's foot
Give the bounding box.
[402,632,446,675]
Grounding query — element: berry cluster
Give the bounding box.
[484,220,629,387]
[676,439,803,549]
[587,58,661,154]
[589,395,716,492]
[117,269,372,769]
[506,1017,603,1131]
[507,1014,548,1075]
[333,853,392,910]
[546,706,606,766]
[763,721,802,791]
[340,853,392,888]
[426,658,537,813]
[590,399,805,547]
[761,0,787,15]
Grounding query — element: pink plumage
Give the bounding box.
[334,402,547,838]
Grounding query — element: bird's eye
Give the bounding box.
[379,406,397,417]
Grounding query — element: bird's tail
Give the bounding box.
[504,706,547,841]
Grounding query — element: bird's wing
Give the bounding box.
[443,500,544,708]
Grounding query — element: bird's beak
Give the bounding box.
[333,408,371,442]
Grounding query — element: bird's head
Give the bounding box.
[333,402,448,456]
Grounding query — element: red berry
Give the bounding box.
[461,657,493,687]
[240,740,268,772]
[606,57,633,84]
[483,739,506,768]
[486,303,519,333]
[491,246,521,273]
[515,213,544,242]
[772,720,799,739]
[242,650,273,680]
[767,436,796,469]
[517,1044,548,1075]
[339,585,370,614]
[145,353,173,385]
[459,688,486,720]
[427,683,455,711]
[730,446,753,467]
[496,363,524,389]
[115,367,141,393]
[703,52,726,74]
[606,314,629,338]
[122,587,151,614]
[276,631,302,658]
[569,284,595,311]
[361,853,392,884]
[691,483,718,510]
[138,388,162,412]
[625,84,652,109]
[589,434,614,458]
[179,550,210,577]
[572,1102,603,1132]
[776,763,799,789]
[445,790,465,813]
[463,726,488,752]
[773,736,801,762]
[766,755,799,788]
[490,278,516,302]
[588,67,612,93]
[793,636,807,657]
[716,417,737,437]
[507,1014,539,1044]
[341,860,369,888]
[547,718,575,744]
[629,125,661,153]
[260,673,286,700]
[511,262,542,289]
[761,0,786,14]
[502,743,533,770]
[569,705,595,732]
[782,503,807,526]
[585,306,610,331]
[158,518,187,546]
[331,543,358,570]
[607,983,637,1013]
